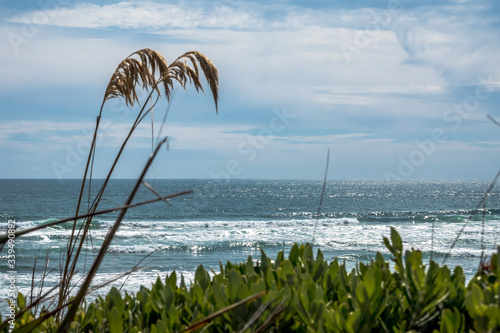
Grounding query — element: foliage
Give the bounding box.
[3,228,500,332]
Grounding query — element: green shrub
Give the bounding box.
[3,228,500,332]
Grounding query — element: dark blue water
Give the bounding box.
[1,179,499,298]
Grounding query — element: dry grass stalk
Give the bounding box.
[58,138,169,332]
[103,48,218,111]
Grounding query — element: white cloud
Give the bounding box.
[6,1,261,30]
[309,84,446,106]
[0,119,268,151]
[392,4,500,86]
[477,141,500,146]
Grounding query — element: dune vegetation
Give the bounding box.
[2,228,500,332]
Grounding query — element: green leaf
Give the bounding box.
[81,303,96,329]
[195,265,210,290]
[164,284,174,310]
[107,307,122,333]
[294,293,310,325]
[390,227,403,253]
[229,270,243,300]
[166,271,177,289]
[485,306,500,330]
[383,236,392,253]
[495,247,500,278]
[362,266,379,298]
[108,287,125,313]
[275,250,284,268]
[289,244,299,266]
[180,273,186,289]
[16,293,25,309]
[440,309,454,333]
[279,260,295,285]
[246,256,255,276]
[96,304,104,322]
[155,319,168,332]
[314,301,325,326]
[260,248,269,273]
[301,243,314,268]
[376,252,385,267]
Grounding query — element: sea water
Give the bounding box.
[1,179,499,300]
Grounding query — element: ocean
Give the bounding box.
[1,179,499,301]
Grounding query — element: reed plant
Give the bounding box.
[59,48,218,331]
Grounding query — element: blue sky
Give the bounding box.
[1,0,500,179]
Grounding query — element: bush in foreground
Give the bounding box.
[3,228,500,332]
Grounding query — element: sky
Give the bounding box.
[1,0,500,180]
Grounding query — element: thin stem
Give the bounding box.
[151,96,154,153]
[59,115,101,313]
[443,169,500,264]
[430,220,435,263]
[312,149,330,245]
[155,89,176,147]
[63,89,157,300]
[478,201,487,271]
[58,138,168,332]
